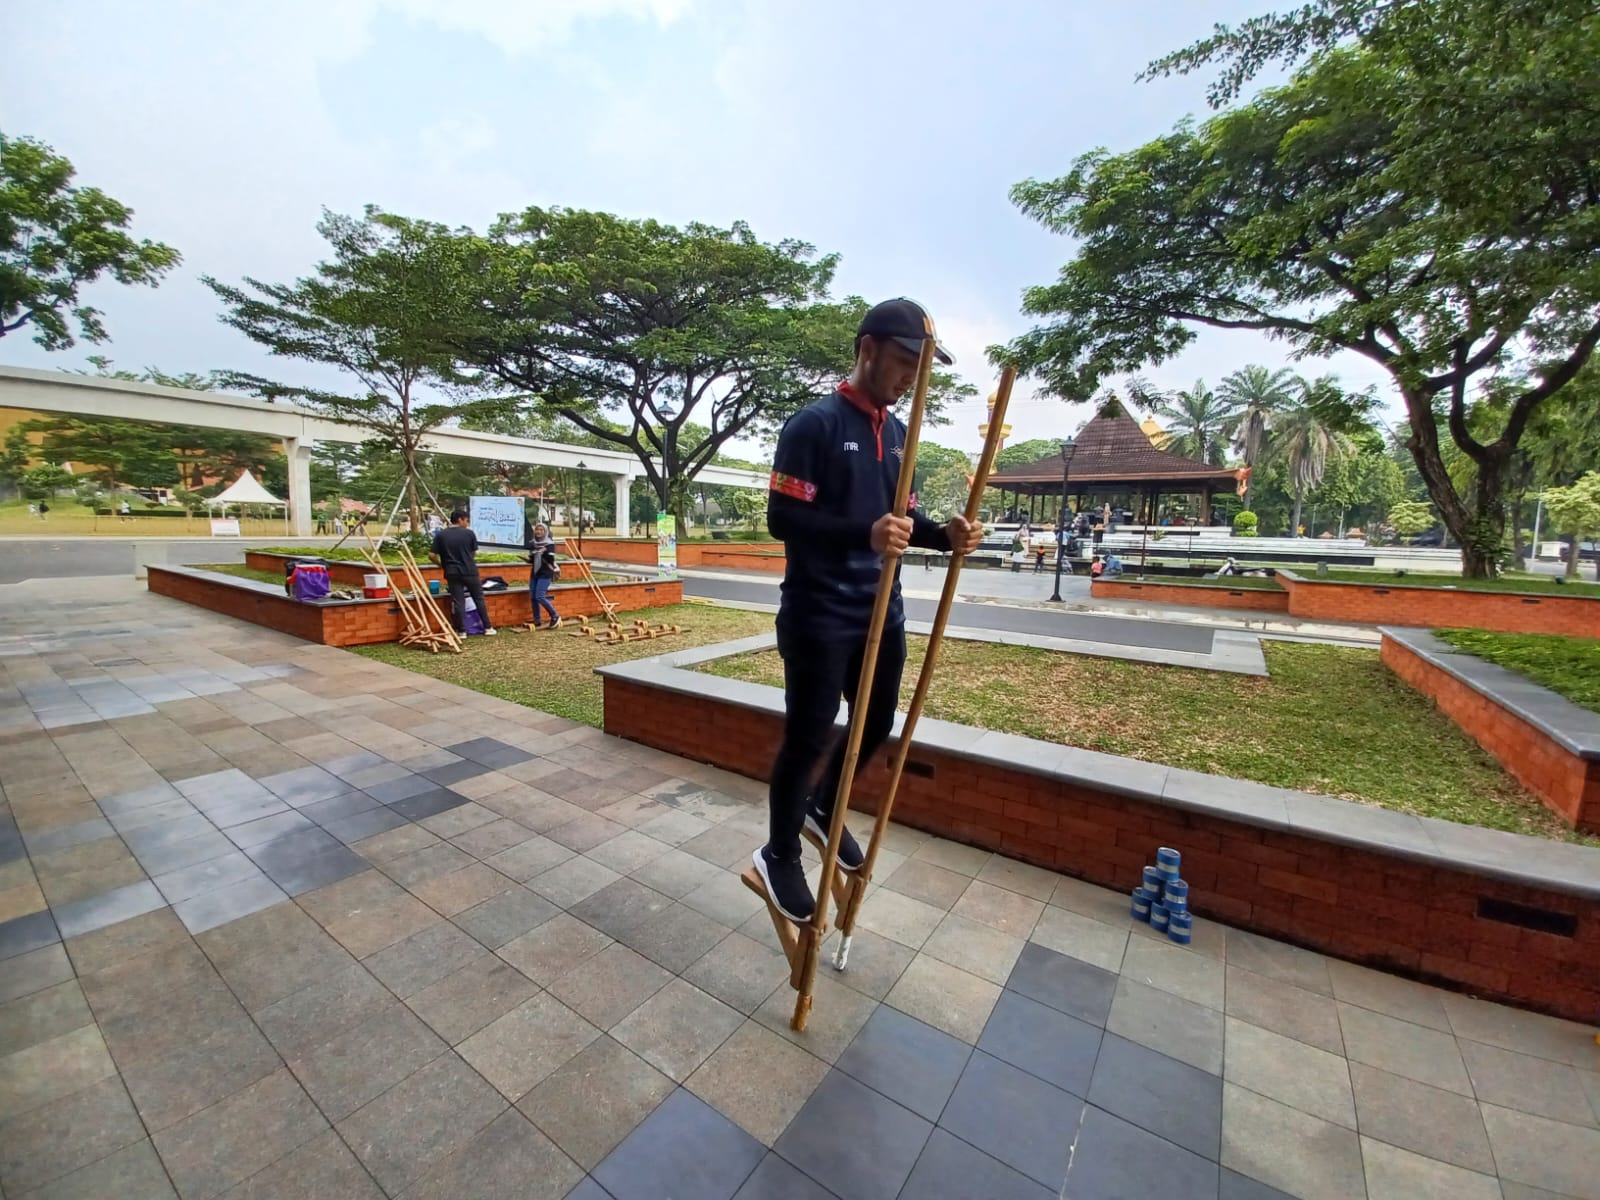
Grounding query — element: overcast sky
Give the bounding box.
[3,0,1398,459]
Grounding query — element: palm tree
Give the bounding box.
[1148,379,1238,465]
[1219,365,1296,508]
[1276,375,1351,535]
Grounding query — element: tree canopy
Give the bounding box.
[1001,0,1600,575]
[1,133,180,350]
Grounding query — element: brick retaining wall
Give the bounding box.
[245,551,535,588]
[1280,571,1599,636]
[151,566,681,648]
[1383,633,1600,833]
[1091,579,1289,612]
[601,669,1600,1022]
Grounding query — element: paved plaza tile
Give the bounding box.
[0,577,1595,1198]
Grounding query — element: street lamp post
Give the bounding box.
[1049,436,1077,603]
[576,461,586,555]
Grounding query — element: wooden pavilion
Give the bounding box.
[987,397,1245,526]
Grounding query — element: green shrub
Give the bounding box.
[1232,511,1259,538]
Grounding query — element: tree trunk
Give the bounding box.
[1510,495,1526,566]
[1402,395,1500,578]
[1291,488,1304,538]
[1567,535,1581,579]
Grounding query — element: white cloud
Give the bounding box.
[380,0,692,55]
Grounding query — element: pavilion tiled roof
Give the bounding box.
[987,403,1237,485]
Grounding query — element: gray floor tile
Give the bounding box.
[1219,1168,1298,1200]
[1226,929,1332,995]
[365,773,435,804]
[617,901,730,974]
[455,886,559,949]
[1348,1062,1496,1174]
[596,1087,766,1200]
[1360,1136,1504,1200]
[687,1019,829,1145]
[1339,1003,1472,1096]
[1107,977,1226,1075]
[0,909,60,960]
[564,1179,617,1200]
[519,1036,676,1171]
[835,1005,971,1124]
[172,874,287,934]
[225,810,315,850]
[154,851,265,904]
[1460,1038,1597,1126]
[1066,1104,1219,1199]
[52,880,165,940]
[682,931,790,1016]
[288,1004,446,1120]
[548,943,673,1031]
[256,963,394,1058]
[391,787,471,823]
[260,766,347,806]
[731,1152,841,1200]
[498,913,613,987]
[401,1107,583,1200]
[22,1138,177,1200]
[1005,941,1117,1025]
[459,992,602,1100]
[1480,1103,1600,1199]
[0,1075,145,1194]
[211,1128,383,1199]
[1224,1016,1356,1129]
[612,978,744,1083]
[0,943,74,1004]
[0,979,93,1057]
[1221,1082,1365,1200]
[120,1018,281,1131]
[337,1052,508,1195]
[775,1070,930,1200]
[1088,1032,1223,1159]
[569,878,673,940]
[152,1068,328,1200]
[134,830,237,877]
[1225,965,1345,1056]
[24,818,115,856]
[364,921,485,998]
[322,806,409,845]
[978,989,1102,1095]
[939,1051,1083,1189]
[898,1128,1054,1200]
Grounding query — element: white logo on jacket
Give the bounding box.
[843,441,860,452]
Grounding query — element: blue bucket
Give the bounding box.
[1150,902,1170,932]
[1163,878,1189,914]
[1142,866,1164,894]
[1131,888,1152,921]
[1156,847,1181,881]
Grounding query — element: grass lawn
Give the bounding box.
[700,637,1583,842]
[1299,568,1600,598]
[1121,574,1282,590]
[348,602,775,727]
[0,497,289,537]
[1436,630,1600,716]
[256,544,529,565]
[195,563,290,587]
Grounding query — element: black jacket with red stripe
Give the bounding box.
[767,386,950,640]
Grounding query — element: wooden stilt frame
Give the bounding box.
[739,337,938,1032]
[557,540,684,645]
[358,528,461,653]
[828,365,1017,969]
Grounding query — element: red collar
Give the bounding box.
[838,380,889,460]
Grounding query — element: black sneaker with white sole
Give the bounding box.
[753,847,815,923]
[804,809,864,873]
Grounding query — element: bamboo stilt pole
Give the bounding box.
[788,338,937,1031]
[830,366,1017,969]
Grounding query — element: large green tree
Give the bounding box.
[447,207,970,528]
[204,207,514,529]
[1002,1,1600,576]
[1,133,180,350]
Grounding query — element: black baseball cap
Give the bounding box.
[856,297,954,365]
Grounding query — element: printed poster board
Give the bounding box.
[657,513,677,579]
[209,518,241,537]
[469,496,525,547]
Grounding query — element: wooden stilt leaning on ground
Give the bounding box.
[357,527,461,654]
[558,539,685,643]
[740,337,951,1031]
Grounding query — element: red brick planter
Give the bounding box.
[1091,579,1289,612]
[1383,630,1600,833]
[1279,570,1599,636]
[245,550,535,588]
[150,566,681,648]
[599,653,1600,1023]
[696,548,787,573]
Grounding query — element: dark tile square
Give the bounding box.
[246,828,343,874]
[323,751,389,781]
[269,847,369,897]
[52,879,166,939]
[732,1152,838,1199]
[227,810,315,849]
[569,879,671,939]
[938,1051,1082,1191]
[977,989,1102,1095]
[454,887,559,949]
[1087,1032,1222,1160]
[324,807,410,846]
[1064,1105,1218,1200]
[0,909,60,960]
[389,788,468,822]
[200,794,290,830]
[1221,1167,1298,1199]
[475,745,537,770]
[566,1179,617,1200]
[365,774,435,804]
[421,760,490,786]
[445,738,507,761]
[594,1088,764,1200]
[1005,942,1117,1026]
[301,791,382,825]
[835,1006,970,1123]
[900,1128,1056,1200]
[774,1071,930,1200]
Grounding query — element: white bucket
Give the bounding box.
[364,573,388,589]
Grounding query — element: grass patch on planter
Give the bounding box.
[1118,574,1282,590]
[257,543,530,564]
[700,637,1582,841]
[195,563,292,587]
[348,602,774,727]
[1300,569,1600,597]
[1435,629,1600,716]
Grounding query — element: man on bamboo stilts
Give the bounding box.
[753,298,984,922]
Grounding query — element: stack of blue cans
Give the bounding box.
[1129,846,1194,944]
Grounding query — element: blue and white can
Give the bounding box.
[1142,866,1164,894]
[1167,910,1193,944]
[1131,888,1152,921]
[1156,847,1181,882]
[1150,902,1170,932]
[1163,878,1189,913]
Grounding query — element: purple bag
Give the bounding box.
[462,597,486,635]
[289,564,331,602]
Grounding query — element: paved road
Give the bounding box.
[682,573,1215,654]
[0,539,256,584]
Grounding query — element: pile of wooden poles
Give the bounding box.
[741,345,1018,1031]
[359,529,461,654]
[561,539,684,645]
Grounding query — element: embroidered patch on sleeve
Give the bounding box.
[769,471,817,502]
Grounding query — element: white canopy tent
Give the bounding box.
[208,471,289,531]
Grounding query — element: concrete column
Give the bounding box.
[613,472,633,537]
[285,437,314,537]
